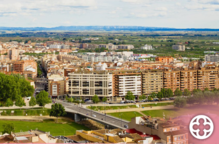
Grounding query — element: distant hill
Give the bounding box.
[0,26,219,31]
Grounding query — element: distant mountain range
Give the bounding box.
[0,26,219,31]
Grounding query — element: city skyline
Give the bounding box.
[1,0,219,28]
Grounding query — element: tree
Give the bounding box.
[29,96,36,107]
[102,97,107,102]
[148,96,153,101]
[166,88,173,98]
[15,95,26,107]
[5,98,13,107]
[2,123,14,134]
[150,92,157,98]
[194,92,205,104]
[192,89,201,94]
[157,92,163,100]
[50,103,66,122]
[92,95,100,103]
[0,73,34,102]
[174,97,187,108]
[174,88,182,96]
[204,88,209,92]
[125,91,135,100]
[66,97,73,103]
[36,90,51,107]
[139,94,146,100]
[183,89,191,96]
[186,96,196,105]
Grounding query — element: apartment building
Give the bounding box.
[113,71,141,99]
[197,67,219,90]
[68,72,113,100]
[163,70,180,92]
[205,54,219,62]
[129,116,188,144]
[180,68,197,92]
[172,45,185,51]
[117,45,134,50]
[142,70,163,95]
[141,44,153,50]
[8,48,19,60]
[155,56,174,63]
[48,74,67,99]
[13,60,37,79]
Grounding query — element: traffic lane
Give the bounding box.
[66,106,129,128]
[65,105,129,127]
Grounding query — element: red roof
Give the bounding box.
[126,129,160,140]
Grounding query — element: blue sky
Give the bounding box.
[0,0,219,28]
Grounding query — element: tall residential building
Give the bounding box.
[142,70,163,95]
[172,45,185,51]
[8,48,19,60]
[205,54,219,62]
[68,72,113,100]
[113,71,141,100]
[163,70,180,92]
[180,69,197,92]
[197,67,219,90]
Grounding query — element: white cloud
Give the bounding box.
[155,7,168,11]
[0,0,97,16]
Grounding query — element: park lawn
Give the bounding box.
[141,102,173,107]
[142,109,179,119]
[108,111,143,121]
[0,120,89,136]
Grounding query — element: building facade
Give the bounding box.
[142,70,163,95]
[68,72,113,100]
[205,54,219,62]
[172,45,185,51]
[155,57,174,63]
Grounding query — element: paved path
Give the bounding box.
[100,105,175,113]
[83,101,173,107]
[0,116,57,121]
[0,104,52,110]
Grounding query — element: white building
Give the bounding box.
[141,44,153,50]
[172,45,185,51]
[68,72,113,100]
[118,75,141,97]
[49,45,62,49]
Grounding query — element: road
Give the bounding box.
[56,100,129,129]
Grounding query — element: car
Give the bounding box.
[92,114,96,117]
[124,125,128,128]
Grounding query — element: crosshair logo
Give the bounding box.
[189,115,214,140]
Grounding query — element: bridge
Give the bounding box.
[56,100,129,129]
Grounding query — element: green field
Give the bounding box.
[108,111,143,121]
[0,109,51,116]
[142,109,179,119]
[141,102,173,107]
[0,120,89,136]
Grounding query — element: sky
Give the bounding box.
[0,0,219,28]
